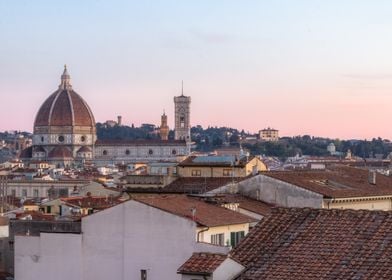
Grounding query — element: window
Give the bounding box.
[80,135,86,142]
[141,269,147,280]
[230,231,245,247]
[33,189,39,198]
[103,150,108,156]
[172,149,177,155]
[22,189,27,197]
[125,149,130,155]
[11,190,16,197]
[8,241,14,251]
[148,149,153,155]
[41,136,44,142]
[211,233,225,246]
[191,170,201,177]
[58,135,65,143]
[223,169,233,177]
[180,116,185,128]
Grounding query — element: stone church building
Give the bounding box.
[21,67,191,167]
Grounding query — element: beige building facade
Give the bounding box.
[259,128,279,142]
[177,156,267,178]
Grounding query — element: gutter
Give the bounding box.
[197,226,210,242]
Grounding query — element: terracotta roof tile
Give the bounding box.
[48,146,73,158]
[262,165,392,198]
[164,177,242,193]
[178,253,227,275]
[34,89,95,128]
[232,208,392,279]
[191,194,274,217]
[125,177,247,194]
[61,196,122,209]
[134,194,256,227]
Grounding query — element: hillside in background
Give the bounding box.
[96,124,392,160]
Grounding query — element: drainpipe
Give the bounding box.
[325,198,333,209]
[197,227,210,242]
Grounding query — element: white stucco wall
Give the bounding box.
[324,198,392,210]
[15,233,82,280]
[82,200,203,280]
[198,224,249,247]
[213,258,245,280]
[238,174,324,208]
[15,200,229,280]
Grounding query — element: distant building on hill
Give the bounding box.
[259,128,279,142]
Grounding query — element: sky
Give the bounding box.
[1,0,392,140]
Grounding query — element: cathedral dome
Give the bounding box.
[34,66,95,129]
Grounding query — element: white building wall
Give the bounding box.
[15,233,82,280]
[81,200,228,280]
[213,258,245,280]
[238,174,324,208]
[198,224,249,247]
[15,200,229,280]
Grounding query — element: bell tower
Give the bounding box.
[174,82,191,142]
[160,111,169,141]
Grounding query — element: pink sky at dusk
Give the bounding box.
[1,1,392,140]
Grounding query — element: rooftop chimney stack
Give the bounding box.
[117,116,122,126]
[368,170,377,185]
[191,207,196,221]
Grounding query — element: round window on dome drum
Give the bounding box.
[125,150,130,155]
[81,136,86,142]
[58,135,65,143]
[148,149,153,155]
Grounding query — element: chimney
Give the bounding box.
[191,207,196,221]
[117,115,122,126]
[368,170,377,185]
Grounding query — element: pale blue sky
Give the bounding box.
[1,1,392,139]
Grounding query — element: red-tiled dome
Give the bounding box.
[34,66,95,128]
[48,146,73,158]
[77,146,92,153]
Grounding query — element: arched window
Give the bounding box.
[103,150,108,156]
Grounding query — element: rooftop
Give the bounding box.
[262,165,392,198]
[231,208,392,279]
[191,194,274,217]
[133,194,256,227]
[179,155,254,167]
[60,195,122,209]
[125,177,246,194]
[177,253,227,275]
